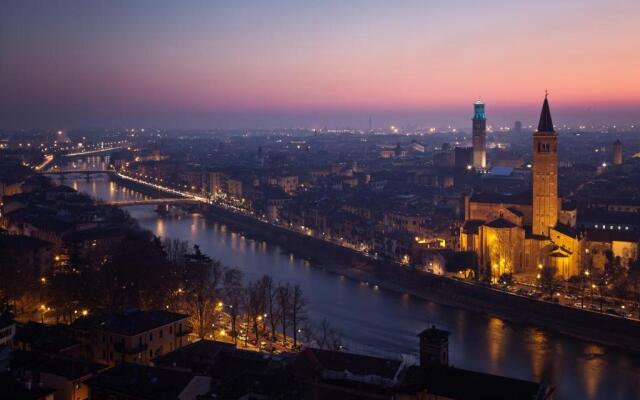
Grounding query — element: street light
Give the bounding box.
[40,304,50,323]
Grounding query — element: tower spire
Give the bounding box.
[537,93,554,133]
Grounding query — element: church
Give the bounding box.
[460,96,583,280]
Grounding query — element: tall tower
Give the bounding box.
[532,95,558,237]
[613,140,623,165]
[514,120,523,134]
[472,100,487,169]
[418,325,450,367]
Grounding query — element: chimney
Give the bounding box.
[418,325,450,367]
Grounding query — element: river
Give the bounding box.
[59,157,640,400]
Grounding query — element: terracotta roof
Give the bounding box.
[486,218,517,229]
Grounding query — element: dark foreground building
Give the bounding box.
[295,326,550,400]
[3,319,550,400]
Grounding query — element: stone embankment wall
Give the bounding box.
[202,204,640,351]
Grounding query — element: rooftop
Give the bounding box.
[71,310,189,336]
[485,218,518,229]
[300,348,402,381]
[469,191,532,206]
[86,363,200,400]
[418,325,450,341]
[398,364,546,400]
[14,322,80,353]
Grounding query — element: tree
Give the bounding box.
[539,265,557,295]
[498,273,513,287]
[181,245,224,339]
[594,274,606,312]
[628,258,640,319]
[99,230,175,312]
[290,284,307,348]
[163,238,189,266]
[261,275,281,348]
[243,279,267,349]
[223,268,243,343]
[307,318,342,351]
[608,257,628,299]
[45,270,83,323]
[483,261,492,283]
[0,236,40,315]
[276,283,291,346]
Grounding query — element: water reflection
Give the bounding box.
[64,168,640,400]
[580,344,605,400]
[487,318,507,373]
[528,328,547,382]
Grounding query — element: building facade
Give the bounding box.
[71,310,190,366]
[472,100,487,170]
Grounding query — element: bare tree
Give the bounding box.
[163,238,189,266]
[223,268,243,343]
[261,276,280,349]
[276,283,291,346]
[290,284,307,348]
[308,318,343,351]
[244,279,267,349]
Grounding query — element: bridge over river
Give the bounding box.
[106,198,200,206]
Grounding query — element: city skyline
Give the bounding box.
[2,0,640,129]
[3,3,640,399]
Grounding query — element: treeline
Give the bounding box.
[164,239,341,351]
[1,228,341,351]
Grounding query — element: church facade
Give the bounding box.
[460,96,583,280]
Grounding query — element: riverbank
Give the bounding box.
[198,203,640,352]
[111,173,183,199]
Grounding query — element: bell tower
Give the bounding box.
[472,100,487,169]
[532,94,558,237]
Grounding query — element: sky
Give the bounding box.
[1,0,639,130]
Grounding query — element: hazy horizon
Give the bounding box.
[2,0,639,130]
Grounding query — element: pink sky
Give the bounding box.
[2,1,639,128]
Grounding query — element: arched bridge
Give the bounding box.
[106,198,200,206]
[44,170,114,175]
